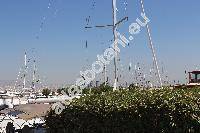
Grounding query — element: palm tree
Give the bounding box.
[42,88,51,98]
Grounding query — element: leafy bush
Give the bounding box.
[45,88,200,133]
[57,87,70,95]
[82,83,113,95]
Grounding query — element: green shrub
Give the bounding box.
[45,88,200,133]
[83,83,113,95]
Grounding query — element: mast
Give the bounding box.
[32,59,36,90]
[112,0,118,90]
[104,64,107,85]
[23,52,27,89]
[140,0,163,87]
[85,0,127,89]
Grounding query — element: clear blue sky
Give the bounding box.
[0,0,200,85]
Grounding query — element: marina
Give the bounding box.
[0,0,200,132]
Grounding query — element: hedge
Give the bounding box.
[45,87,200,133]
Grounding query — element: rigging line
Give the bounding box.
[84,17,128,29]
[140,0,163,88]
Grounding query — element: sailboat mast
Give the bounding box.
[104,65,107,85]
[112,0,118,90]
[23,52,27,89]
[32,60,36,90]
[140,0,163,87]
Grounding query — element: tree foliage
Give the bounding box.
[45,87,200,133]
[42,88,51,98]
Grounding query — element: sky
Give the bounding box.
[0,0,200,85]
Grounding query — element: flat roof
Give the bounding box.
[15,104,51,120]
[1,104,51,120]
